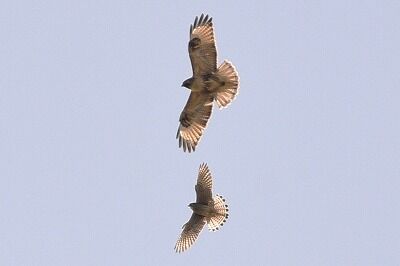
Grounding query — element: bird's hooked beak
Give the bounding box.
[181,78,193,89]
[181,81,188,88]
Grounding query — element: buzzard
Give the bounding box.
[176,14,240,152]
[175,163,229,253]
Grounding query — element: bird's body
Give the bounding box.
[177,14,240,152]
[175,163,229,253]
[189,202,216,217]
[189,202,211,216]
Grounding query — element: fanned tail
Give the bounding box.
[215,60,239,109]
[207,194,229,231]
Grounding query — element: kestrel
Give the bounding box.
[174,163,229,253]
[177,14,240,152]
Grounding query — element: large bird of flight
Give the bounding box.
[176,14,240,152]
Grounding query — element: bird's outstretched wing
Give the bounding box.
[176,92,213,152]
[189,14,217,77]
[195,163,213,204]
[175,213,206,253]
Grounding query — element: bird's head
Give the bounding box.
[188,203,196,210]
[181,78,194,89]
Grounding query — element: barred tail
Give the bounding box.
[215,60,239,109]
[207,194,229,231]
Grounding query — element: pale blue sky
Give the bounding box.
[1,1,400,265]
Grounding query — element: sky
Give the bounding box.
[1,1,400,265]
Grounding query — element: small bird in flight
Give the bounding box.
[175,163,229,253]
[177,14,240,152]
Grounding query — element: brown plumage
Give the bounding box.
[177,14,240,152]
[175,163,229,253]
